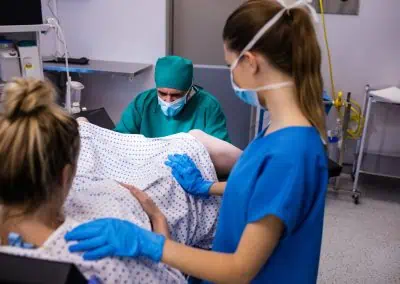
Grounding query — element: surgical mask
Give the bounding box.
[230,0,318,108]
[230,72,293,108]
[158,92,188,117]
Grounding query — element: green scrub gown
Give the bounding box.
[114,87,231,142]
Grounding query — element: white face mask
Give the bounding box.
[230,70,293,109]
[230,0,318,108]
[158,94,187,117]
[157,87,192,117]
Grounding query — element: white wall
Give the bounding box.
[41,0,167,63]
[318,0,400,96]
[57,0,166,63]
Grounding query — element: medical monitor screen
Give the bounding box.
[0,0,43,26]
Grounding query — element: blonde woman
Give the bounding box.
[0,78,233,283]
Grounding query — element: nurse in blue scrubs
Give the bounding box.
[65,1,329,283]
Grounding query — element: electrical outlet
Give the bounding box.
[312,0,360,15]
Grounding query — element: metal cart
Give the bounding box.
[352,85,400,204]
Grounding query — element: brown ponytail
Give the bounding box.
[291,8,326,141]
[0,78,80,214]
[223,0,326,139]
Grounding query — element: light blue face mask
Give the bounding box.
[158,92,189,117]
[229,0,318,108]
[230,70,293,109]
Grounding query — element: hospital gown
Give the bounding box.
[0,122,221,283]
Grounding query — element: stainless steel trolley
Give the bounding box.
[352,85,400,204]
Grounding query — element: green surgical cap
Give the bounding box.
[155,56,193,91]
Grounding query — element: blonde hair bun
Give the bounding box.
[3,78,56,119]
[0,77,80,216]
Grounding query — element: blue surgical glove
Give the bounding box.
[165,154,213,197]
[64,218,165,262]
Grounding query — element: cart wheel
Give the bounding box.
[352,194,360,205]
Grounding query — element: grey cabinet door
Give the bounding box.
[193,66,252,150]
[171,0,252,148]
[172,0,245,66]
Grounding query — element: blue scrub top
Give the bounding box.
[209,127,328,284]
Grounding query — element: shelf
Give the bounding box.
[372,97,400,105]
[359,153,400,179]
[370,88,400,105]
[0,24,51,33]
[43,60,152,76]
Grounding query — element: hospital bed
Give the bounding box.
[78,108,342,179]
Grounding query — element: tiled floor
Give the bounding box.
[318,175,400,283]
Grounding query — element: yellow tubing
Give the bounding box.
[319,0,364,139]
[319,0,336,100]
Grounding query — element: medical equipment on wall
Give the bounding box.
[69,81,84,114]
[318,0,364,140]
[17,41,43,80]
[333,91,364,139]
[47,18,73,113]
[326,92,354,198]
[313,0,359,15]
[327,118,342,162]
[0,42,21,81]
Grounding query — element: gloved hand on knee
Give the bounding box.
[165,154,213,198]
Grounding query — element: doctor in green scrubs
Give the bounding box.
[114,56,231,142]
